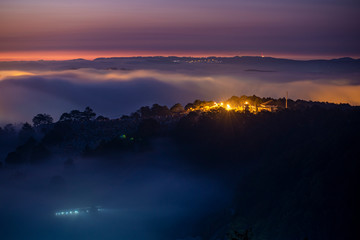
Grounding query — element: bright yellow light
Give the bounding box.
[220,102,223,106]
[226,104,231,110]
[245,101,249,105]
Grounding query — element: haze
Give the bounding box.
[0,57,359,124]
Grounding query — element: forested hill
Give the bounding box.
[1,96,359,239]
[0,95,354,165]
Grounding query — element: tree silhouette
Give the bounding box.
[32,113,53,127]
[151,104,171,117]
[96,115,110,121]
[137,106,152,118]
[59,112,72,122]
[59,107,96,122]
[82,107,96,121]
[170,103,185,113]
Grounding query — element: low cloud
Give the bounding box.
[0,68,359,124]
[0,139,232,240]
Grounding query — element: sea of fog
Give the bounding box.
[1,58,360,124]
[0,139,234,240]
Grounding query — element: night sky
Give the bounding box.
[1,0,360,60]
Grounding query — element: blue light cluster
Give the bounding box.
[55,210,79,216]
[54,206,102,217]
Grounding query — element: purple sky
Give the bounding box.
[1,0,360,59]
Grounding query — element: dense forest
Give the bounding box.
[1,95,359,240]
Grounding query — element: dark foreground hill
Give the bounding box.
[1,96,359,240]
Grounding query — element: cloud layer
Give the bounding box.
[1,67,359,124]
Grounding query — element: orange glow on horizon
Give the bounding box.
[0,50,243,61]
[0,50,355,62]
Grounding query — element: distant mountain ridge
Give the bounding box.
[1,56,359,64]
[1,56,359,73]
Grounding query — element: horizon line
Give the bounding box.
[0,55,358,62]
[0,50,359,62]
